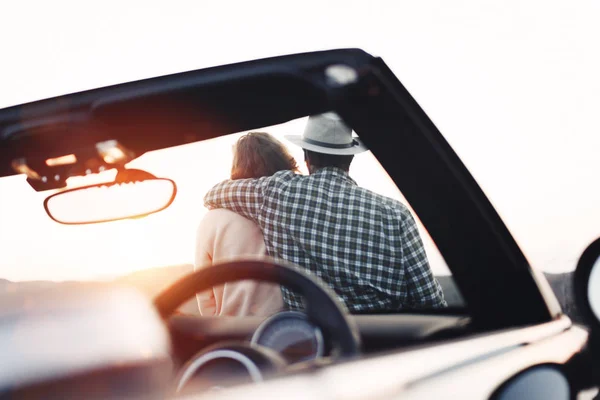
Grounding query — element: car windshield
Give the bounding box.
[0,113,462,313]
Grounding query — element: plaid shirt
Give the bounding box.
[204,167,446,312]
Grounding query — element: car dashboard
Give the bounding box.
[168,313,471,362]
[166,312,471,394]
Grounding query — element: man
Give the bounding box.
[204,112,446,312]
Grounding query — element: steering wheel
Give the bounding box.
[154,257,361,358]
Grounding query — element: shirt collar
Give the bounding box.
[312,166,357,185]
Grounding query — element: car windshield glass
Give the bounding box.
[0,115,463,313]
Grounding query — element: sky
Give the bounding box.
[0,0,599,281]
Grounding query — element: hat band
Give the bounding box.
[302,137,358,149]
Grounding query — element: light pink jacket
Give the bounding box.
[194,208,283,316]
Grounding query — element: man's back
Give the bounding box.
[204,167,446,312]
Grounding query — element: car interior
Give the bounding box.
[1,49,582,398]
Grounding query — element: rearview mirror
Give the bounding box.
[574,237,600,332]
[44,178,177,224]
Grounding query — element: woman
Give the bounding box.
[195,132,299,316]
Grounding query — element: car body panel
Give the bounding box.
[402,326,586,399]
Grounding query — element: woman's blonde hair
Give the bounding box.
[231,132,299,180]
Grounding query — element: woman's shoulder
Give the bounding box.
[199,208,260,231]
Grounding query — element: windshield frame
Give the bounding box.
[0,48,560,329]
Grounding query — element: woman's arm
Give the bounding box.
[194,213,219,316]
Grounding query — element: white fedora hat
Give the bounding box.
[285,112,368,155]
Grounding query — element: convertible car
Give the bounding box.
[0,49,599,399]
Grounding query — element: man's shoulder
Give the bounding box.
[352,186,412,219]
[266,170,307,187]
[271,170,299,180]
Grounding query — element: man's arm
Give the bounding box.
[400,212,447,308]
[203,176,270,221]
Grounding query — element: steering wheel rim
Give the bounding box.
[154,257,361,357]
